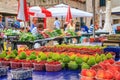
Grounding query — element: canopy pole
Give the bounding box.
[92,0,95,38]
[61,16,64,29]
[24,21,27,32]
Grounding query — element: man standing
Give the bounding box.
[54,17,60,29]
[0,15,4,29]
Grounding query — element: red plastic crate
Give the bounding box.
[10,61,22,69]
[22,62,33,69]
[1,60,10,67]
[45,62,62,72]
[33,63,45,71]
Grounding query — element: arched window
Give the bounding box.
[100,0,106,7]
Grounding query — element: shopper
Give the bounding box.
[30,17,38,32]
[81,22,89,33]
[31,23,44,36]
[0,15,4,30]
[54,17,61,29]
[66,19,75,31]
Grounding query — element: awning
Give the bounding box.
[112,6,120,15]
[47,4,93,18]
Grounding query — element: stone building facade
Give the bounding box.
[0,0,18,27]
[86,0,120,28]
[0,0,120,29]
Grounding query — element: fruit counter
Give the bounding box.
[0,45,118,80]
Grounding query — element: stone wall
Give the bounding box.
[86,0,120,28]
[0,0,18,14]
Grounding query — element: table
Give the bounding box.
[81,32,109,37]
[102,40,120,47]
[65,36,81,43]
[0,70,80,80]
[95,32,109,36]
[34,38,55,46]
[11,40,34,50]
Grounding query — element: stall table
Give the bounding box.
[65,36,81,43]
[11,40,34,50]
[102,40,120,47]
[95,32,109,36]
[0,70,80,80]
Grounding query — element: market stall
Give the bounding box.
[0,44,119,80]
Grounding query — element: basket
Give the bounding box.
[10,61,22,69]
[33,61,46,71]
[22,62,33,69]
[1,60,10,67]
[45,62,62,72]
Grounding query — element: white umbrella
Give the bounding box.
[29,6,52,18]
[47,4,93,18]
[17,0,29,21]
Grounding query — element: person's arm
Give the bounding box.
[65,24,70,31]
[31,27,37,36]
[53,21,56,29]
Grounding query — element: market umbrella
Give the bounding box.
[47,4,93,18]
[65,6,72,23]
[29,6,52,28]
[17,0,29,21]
[29,6,52,18]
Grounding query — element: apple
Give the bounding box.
[90,64,103,72]
[96,69,105,79]
[104,71,113,79]
[86,69,96,77]
[115,73,120,80]
[99,62,107,70]
[81,69,87,76]
[103,59,115,64]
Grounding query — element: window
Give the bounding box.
[100,0,106,7]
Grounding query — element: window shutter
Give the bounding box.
[100,0,106,7]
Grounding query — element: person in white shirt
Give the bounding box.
[54,17,60,29]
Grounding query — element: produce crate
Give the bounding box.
[33,61,45,71]
[11,68,33,80]
[45,62,62,72]
[1,60,10,67]
[0,66,8,77]
[22,62,33,69]
[10,61,22,69]
[107,34,120,40]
